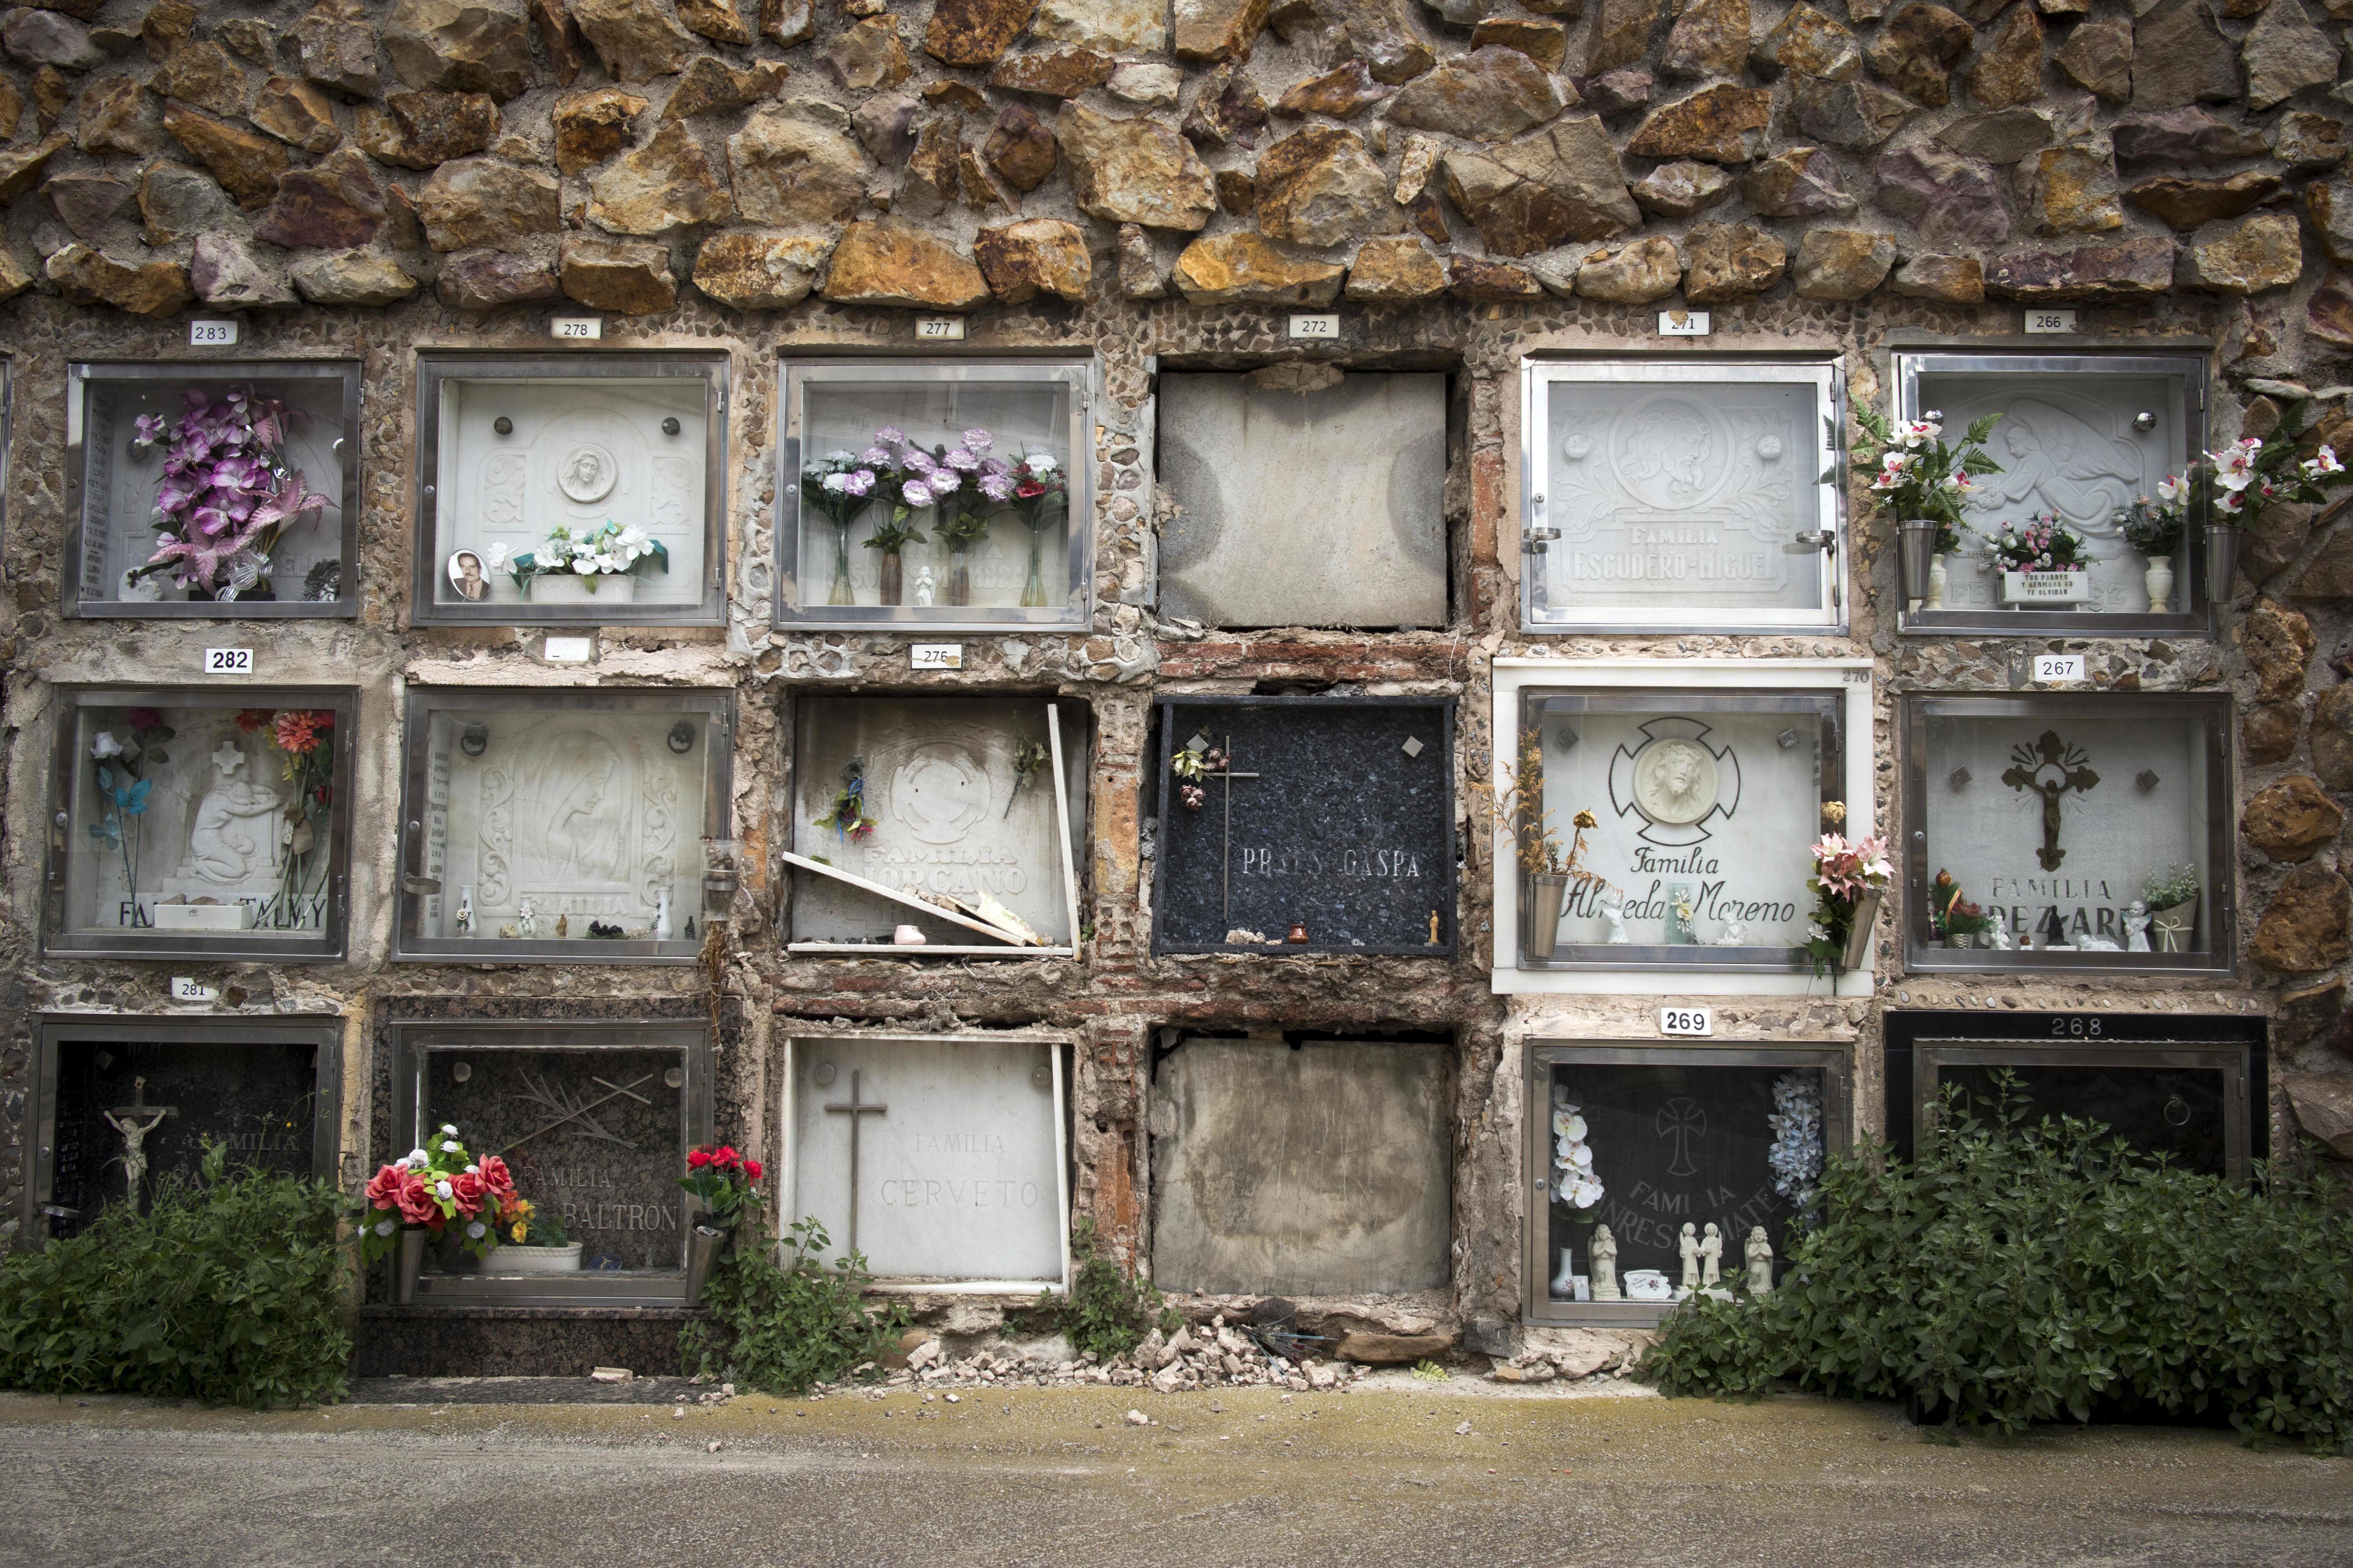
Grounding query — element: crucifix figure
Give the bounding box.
[104,1076,175,1212]
[2002,730,2099,872]
[824,1069,888,1252]
[1655,1095,1705,1179]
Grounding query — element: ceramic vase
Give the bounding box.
[485,1242,582,1275]
[2144,554,2174,615]
[1526,872,1569,960]
[1925,553,1948,610]
[828,519,856,606]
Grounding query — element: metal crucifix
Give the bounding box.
[1199,733,1262,928]
[824,1069,888,1252]
[2002,730,2099,872]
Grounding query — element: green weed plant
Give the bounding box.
[679,1216,907,1394]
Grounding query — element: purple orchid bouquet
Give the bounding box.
[134,387,328,599]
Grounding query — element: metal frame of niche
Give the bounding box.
[1148,694,1461,958]
[1881,1009,2267,1183]
[1491,658,1877,997]
[1888,348,2215,638]
[777,1032,1074,1296]
[40,683,359,963]
[21,1013,346,1246]
[1518,356,1851,635]
[1522,1039,1853,1330]
[392,686,736,965]
[61,358,365,620]
[772,356,1097,632]
[387,1019,714,1307]
[781,697,1085,959]
[410,349,731,628]
[1898,690,2237,978]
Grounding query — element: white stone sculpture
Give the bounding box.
[1631,738,1719,825]
[2123,900,2151,952]
[1715,918,1748,946]
[912,566,936,606]
[1984,910,2013,950]
[181,743,283,885]
[653,888,674,942]
[2077,935,2121,952]
[1745,1226,1774,1294]
[1600,887,1631,943]
[1677,1221,1700,1293]
[1589,1225,1620,1300]
[1699,1221,1723,1289]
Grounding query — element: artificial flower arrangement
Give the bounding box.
[2116,480,2188,559]
[1170,739,1228,812]
[1006,736,1049,818]
[801,426,1069,609]
[678,1143,763,1229]
[1851,407,2004,553]
[131,386,328,600]
[1802,802,1891,977]
[359,1125,520,1262]
[2201,402,2352,530]
[1492,730,1608,884]
[1552,1100,1602,1210]
[488,521,668,598]
[1979,512,2091,574]
[814,757,877,841]
[1925,868,1991,946]
[236,706,338,916]
[85,709,171,916]
[504,1195,571,1249]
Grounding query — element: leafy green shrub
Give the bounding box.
[679,1217,906,1394]
[0,1142,352,1409]
[1639,1092,2353,1452]
[1043,1220,1176,1359]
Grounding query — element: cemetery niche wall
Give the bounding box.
[1525,1041,1851,1329]
[386,1022,713,1307]
[42,685,356,962]
[1152,696,1455,956]
[1902,693,2233,973]
[413,352,728,626]
[782,1033,1070,1290]
[1884,1010,2265,1186]
[1149,1035,1451,1298]
[1521,360,1847,634]
[396,689,734,963]
[1491,659,1875,995]
[64,360,361,618]
[26,1016,342,1240]
[1156,371,1448,630]
[1892,352,2212,635]
[775,359,1092,631]
[785,695,1082,956]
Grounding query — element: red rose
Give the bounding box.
[1016,482,1045,499]
[364,1163,407,1211]
[449,1170,488,1216]
[477,1155,515,1196]
[743,1159,762,1182]
[394,1172,439,1226]
[714,1146,739,1167]
[126,708,163,732]
[687,1148,711,1169]
[235,708,270,732]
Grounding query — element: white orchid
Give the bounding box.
[2157,474,2188,504]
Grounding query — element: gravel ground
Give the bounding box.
[2,1380,2347,1567]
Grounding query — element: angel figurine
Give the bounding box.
[2122,899,2152,953]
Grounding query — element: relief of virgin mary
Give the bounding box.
[521,731,629,885]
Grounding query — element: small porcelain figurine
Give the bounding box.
[912,565,936,607]
[653,888,674,942]
[2077,934,2121,952]
[1589,1225,1621,1301]
[454,885,476,935]
[1745,1226,1774,1294]
[517,898,536,938]
[1600,887,1631,944]
[1677,1221,1701,1293]
[2123,899,2152,953]
[1984,910,2012,950]
[1715,918,1748,946]
[1699,1221,1723,1289]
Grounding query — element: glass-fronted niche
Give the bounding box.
[775,359,1092,630]
[43,686,355,960]
[1521,359,1847,633]
[785,696,1082,956]
[1902,693,2232,974]
[414,352,728,625]
[1527,1042,1850,1327]
[26,1015,342,1240]
[396,689,734,963]
[781,1034,1071,1290]
[1492,659,1875,993]
[389,1022,713,1306]
[65,361,361,618]
[1892,352,2210,635]
[1884,1010,2264,1183]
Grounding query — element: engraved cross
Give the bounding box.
[824,1069,888,1252]
[1656,1096,1707,1179]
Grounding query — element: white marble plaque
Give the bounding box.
[1923,711,2214,949]
[789,1037,1063,1282]
[791,697,1074,946]
[433,376,706,608]
[1534,702,1828,950]
[1921,370,2186,615]
[1535,378,1824,616]
[1158,372,1447,629]
[423,708,706,940]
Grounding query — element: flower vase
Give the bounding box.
[684,1220,734,1307]
[393,1227,428,1305]
[484,1242,582,1275]
[878,549,904,606]
[946,539,974,606]
[828,519,856,606]
[526,571,635,605]
[2205,526,2239,602]
[1836,889,1882,973]
[2142,554,2174,615]
[1925,553,1947,610]
[1898,519,1938,610]
[1525,872,1569,960]
[1020,526,1049,609]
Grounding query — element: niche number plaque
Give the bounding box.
[1289,313,1340,340]
[170,977,218,1002]
[189,319,239,346]
[2032,653,2088,683]
[916,318,966,341]
[203,648,255,674]
[911,642,964,670]
[2024,309,2078,335]
[1658,310,1711,336]
[551,316,602,341]
[1659,1006,1714,1037]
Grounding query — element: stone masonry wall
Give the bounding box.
[2,0,2353,1353]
